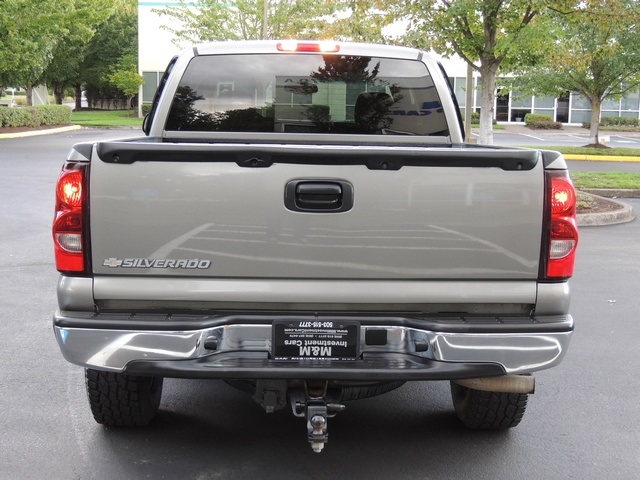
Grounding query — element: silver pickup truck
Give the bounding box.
[53,40,578,452]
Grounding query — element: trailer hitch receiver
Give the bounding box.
[290,382,345,453]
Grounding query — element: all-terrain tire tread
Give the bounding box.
[450,382,528,430]
[85,369,163,427]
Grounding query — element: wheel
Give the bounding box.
[450,381,528,429]
[85,368,163,427]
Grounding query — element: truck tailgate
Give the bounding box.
[89,143,544,281]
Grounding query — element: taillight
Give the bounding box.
[53,163,88,274]
[276,41,340,53]
[544,171,578,279]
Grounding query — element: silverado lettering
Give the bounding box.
[103,258,212,269]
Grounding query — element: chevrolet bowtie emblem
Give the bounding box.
[103,258,123,268]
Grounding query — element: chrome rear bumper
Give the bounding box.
[54,311,572,379]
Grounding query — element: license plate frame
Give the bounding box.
[272,320,360,361]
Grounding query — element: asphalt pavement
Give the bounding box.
[1,129,639,479]
[489,124,640,154]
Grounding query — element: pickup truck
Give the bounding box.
[53,40,578,452]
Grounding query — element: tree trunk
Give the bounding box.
[53,81,65,105]
[75,84,83,110]
[25,87,33,106]
[588,97,602,146]
[478,64,498,145]
[86,88,98,109]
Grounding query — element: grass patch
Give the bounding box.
[70,109,142,127]
[520,146,640,157]
[471,124,505,130]
[571,171,640,189]
[599,125,640,132]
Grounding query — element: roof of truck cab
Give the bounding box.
[191,40,424,61]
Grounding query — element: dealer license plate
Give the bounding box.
[273,320,360,361]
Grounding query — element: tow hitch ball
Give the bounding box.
[290,383,345,453]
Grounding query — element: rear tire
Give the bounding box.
[85,368,163,427]
[450,381,528,429]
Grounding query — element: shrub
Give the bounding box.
[0,107,31,127]
[524,113,553,125]
[0,105,71,128]
[528,120,562,129]
[600,116,639,127]
[141,103,152,116]
[530,119,562,129]
[37,105,72,125]
[24,107,45,127]
[584,117,640,129]
[468,111,497,125]
[524,113,561,129]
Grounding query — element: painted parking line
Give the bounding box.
[611,136,640,144]
[516,132,545,141]
[565,134,589,141]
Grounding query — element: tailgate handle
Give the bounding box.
[285,180,353,213]
[297,183,342,207]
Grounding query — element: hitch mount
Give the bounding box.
[290,381,345,453]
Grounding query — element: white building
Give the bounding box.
[138,1,183,105]
[138,1,640,124]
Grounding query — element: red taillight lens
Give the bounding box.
[57,170,83,208]
[551,175,576,216]
[277,41,340,53]
[53,164,88,273]
[545,172,578,279]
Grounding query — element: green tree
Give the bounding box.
[78,0,139,109]
[323,1,398,42]
[154,1,397,46]
[109,54,144,98]
[516,0,640,145]
[402,1,566,145]
[154,0,335,44]
[38,0,115,105]
[0,0,74,94]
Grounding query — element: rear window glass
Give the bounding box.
[165,54,448,136]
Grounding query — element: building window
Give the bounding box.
[621,91,640,119]
[142,71,161,103]
[531,96,554,119]
[454,77,466,108]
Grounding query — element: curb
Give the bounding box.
[0,125,82,139]
[577,194,635,227]
[565,154,640,162]
[580,188,640,198]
